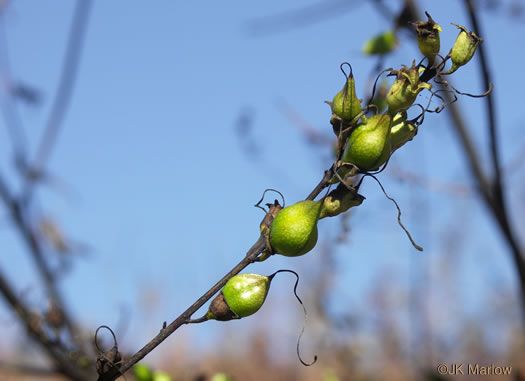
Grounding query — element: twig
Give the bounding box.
[98,236,267,380]
[306,167,334,201]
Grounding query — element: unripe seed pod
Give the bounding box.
[390,112,418,152]
[133,364,153,381]
[442,24,482,75]
[386,62,431,114]
[414,12,442,64]
[270,200,321,257]
[331,71,362,124]
[362,30,398,55]
[207,274,270,320]
[341,113,393,171]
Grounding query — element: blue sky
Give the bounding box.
[1,0,524,364]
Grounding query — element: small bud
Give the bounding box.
[442,24,482,74]
[414,12,442,64]
[390,112,418,152]
[362,30,398,55]
[386,61,432,114]
[207,274,270,320]
[270,200,321,256]
[341,113,393,171]
[330,71,362,124]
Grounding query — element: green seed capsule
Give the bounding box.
[414,12,442,64]
[362,30,398,55]
[133,364,153,381]
[331,71,362,124]
[442,24,482,74]
[207,274,270,320]
[270,200,321,257]
[386,62,431,114]
[341,113,393,171]
[390,112,418,152]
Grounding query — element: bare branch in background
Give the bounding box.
[244,0,362,36]
[21,0,93,203]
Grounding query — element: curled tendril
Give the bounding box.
[409,103,427,125]
[95,325,118,354]
[365,174,424,252]
[95,325,126,379]
[254,188,285,213]
[453,82,493,98]
[366,67,393,109]
[339,62,353,80]
[268,269,317,366]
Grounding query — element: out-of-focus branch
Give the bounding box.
[245,0,361,36]
[0,362,59,377]
[402,0,525,322]
[21,0,92,202]
[0,269,94,381]
[0,21,29,168]
[464,0,502,206]
[387,164,471,197]
[463,0,525,321]
[0,173,87,354]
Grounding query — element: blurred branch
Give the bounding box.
[0,269,94,381]
[464,0,502,207]
[0,172,87,353]
[276,100,333,147]
[245,0,361,36]
[1,22,29,168]
[0,362,59,377]
[21,0,93,202]
[462,0,525,322]
[387,164,471,197]
[400,0,525,323]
